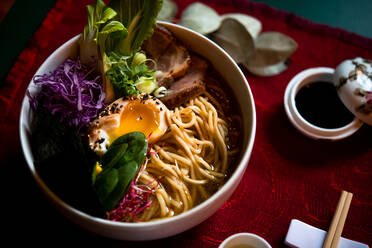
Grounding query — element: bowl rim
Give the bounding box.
[19,21,256,230]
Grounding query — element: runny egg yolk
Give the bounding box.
[88,94,169,155]
[109,99,160,142]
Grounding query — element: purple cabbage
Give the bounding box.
[29,58,106,132]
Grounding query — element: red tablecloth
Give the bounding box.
[2,0,371,247]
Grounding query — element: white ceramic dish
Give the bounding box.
[219,233,272,248]
[19,22,256,240]
[285,219,369,248]
[284,67,363,140]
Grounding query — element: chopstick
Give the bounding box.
[322,190,353,248]
[331,192,353,248]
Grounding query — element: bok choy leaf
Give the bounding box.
[97,20,128,101]
[80,0,117,66]
[99,0,162,102]
[109,0,163,55]
[81,0,163,102]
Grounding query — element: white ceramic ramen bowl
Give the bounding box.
[19,21,256,241]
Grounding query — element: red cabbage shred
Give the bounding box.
[107,179,158,222]
[28,58,106,131]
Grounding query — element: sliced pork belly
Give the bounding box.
[187,53,209,73]
[142,25,191,88]
[161,78,206,109]
[161,54,208,109]
[142,25,174,61]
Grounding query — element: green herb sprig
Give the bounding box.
[106,51,157,98]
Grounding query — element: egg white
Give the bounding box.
[87,94,169,155]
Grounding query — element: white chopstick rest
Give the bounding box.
[285,219,369,248]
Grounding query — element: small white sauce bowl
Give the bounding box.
[284,67,363,140]
[219,233,272,248]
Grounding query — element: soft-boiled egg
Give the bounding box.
[88,94,169,156]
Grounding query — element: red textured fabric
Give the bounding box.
[2,0,371,247]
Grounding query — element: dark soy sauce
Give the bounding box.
[295,81,354,129]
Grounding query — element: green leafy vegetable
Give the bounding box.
[80,0,118,65]
[97,21,128,54]
[109,0,163,55]
[96,19,129,101]
[104,51,156,97]
[95,161,139,212]
[94,132,148,211]
[80,0,163,101]
[101,132,148,171]
[95,0,162,101]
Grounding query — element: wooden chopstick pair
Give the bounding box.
[322,190,353,248]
